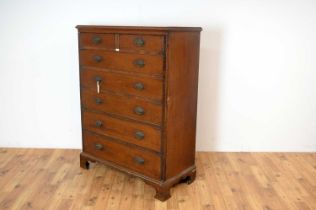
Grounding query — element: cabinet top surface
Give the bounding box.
[76,25,202,32]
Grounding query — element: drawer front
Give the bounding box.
[81,89,162,125]
[79,50,163,75]
[119,35,164,53]
[83,131,161,179]
[83,111,161,152]
[80,68,163,100]
[79,33,115,49]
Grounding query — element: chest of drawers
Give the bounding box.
[77,25,202,201]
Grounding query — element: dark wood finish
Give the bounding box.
[79,50,164,75]
[83,131,161,179]
[79,33,115,50]
[119,34,164,53]
[81,89,162,125]
[80,68,163,100]
[76,25,203,33]
[82,111,161,152]
[77,25,202,201]
[164,32,201,179]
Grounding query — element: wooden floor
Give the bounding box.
[0,149,315,210]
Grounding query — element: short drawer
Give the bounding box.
[81,89,162,125]
[79,50,164,75]
[80,68,163,100]
[79,33,115,49]
[83,111,161,152]
[119,35,164,53]
[83,131,161,179]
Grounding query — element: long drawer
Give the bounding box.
[83,111,161,152]
[83,131,161,179]
[79,50,164,75]
[80,68,163,100]
[81,89,162,125]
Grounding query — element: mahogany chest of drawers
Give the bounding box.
[77,25,202,201]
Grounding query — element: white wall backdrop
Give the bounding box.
[0,0,316,151]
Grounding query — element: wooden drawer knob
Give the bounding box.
[135,131,145,140]
[93,55,103,63]
[95,143,104,150]
[95,98,103,104]
[92,36,102,44]
[134,59,145,68]
[134,156,145,165]
[134,82,144,90]
[95,120,103,128]
[134,106,145,115]
[134,37,145,47]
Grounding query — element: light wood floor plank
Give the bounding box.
[0,148,315,210]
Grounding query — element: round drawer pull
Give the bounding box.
[134,156,145,165]
[134,37,145,47]
[95,144,104,150]
[92,36,102,44]
[134,59,145,68]
[93,55,103,63]
[95,120,103,128]
[134,106,145,115]
[135,131,145,140]
[134,82,144,90]
[95,98,103,104]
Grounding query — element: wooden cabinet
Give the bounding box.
[78,25,202,201]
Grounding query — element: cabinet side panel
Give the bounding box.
[165,31,201,179]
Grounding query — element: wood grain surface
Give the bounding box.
[80,68,163,101]
[79,33,116,50]
[78,26,202,200]
[119,34,164,53]
[83,111,161,152]
[82,131,161,179]
[81,89,163,125]
[79,50,164,75]
[0,148,315,210]
[164,31,201,179]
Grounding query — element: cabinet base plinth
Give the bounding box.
[79,152,196,201]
